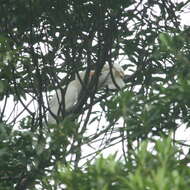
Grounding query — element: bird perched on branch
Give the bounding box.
[48,63,125,124]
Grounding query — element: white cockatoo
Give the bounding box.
[48,63,125,124]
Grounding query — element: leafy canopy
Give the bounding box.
[0,0,190,189]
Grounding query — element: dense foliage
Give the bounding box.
[55,138,190,190]
[0,0,190,189]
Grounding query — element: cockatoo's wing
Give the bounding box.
[64,80,81,110]
[48,80,81,124]
[48,89,62,124]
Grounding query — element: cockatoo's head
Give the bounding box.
[99,63,125,90]
[75,63,125,90]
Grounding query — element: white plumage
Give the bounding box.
[48,63,125,124]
